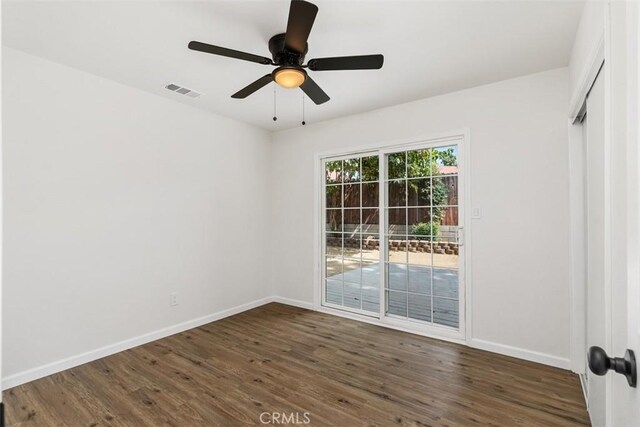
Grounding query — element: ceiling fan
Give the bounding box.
[188,0,384,105]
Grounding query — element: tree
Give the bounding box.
[325,148,456,232]
[433,147,457,167]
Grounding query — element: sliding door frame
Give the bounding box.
[313,129,471,344]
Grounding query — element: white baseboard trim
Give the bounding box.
[2,296,274,390]
[273,300,568,370]
[270,296,314,310]
[3,296,572,390]
[579,373,589,408]
[468,338,571,370]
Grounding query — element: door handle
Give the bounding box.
[588,346,637,387]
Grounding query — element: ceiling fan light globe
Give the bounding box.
[274,68,306,88]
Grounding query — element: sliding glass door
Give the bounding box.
[384,145,460,328]
[324,155,380,315]
[321,139,463,334]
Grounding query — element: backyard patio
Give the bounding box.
[326,262,459,328]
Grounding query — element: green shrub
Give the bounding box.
[411,221,440,237]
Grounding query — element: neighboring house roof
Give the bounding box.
[438,165,458,175]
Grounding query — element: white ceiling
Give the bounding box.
[3,1,584,131]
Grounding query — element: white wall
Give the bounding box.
[2,47,272,383]
[2,45,574,385]
[270,68,572,366]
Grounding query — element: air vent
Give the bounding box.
[165,83,201,98]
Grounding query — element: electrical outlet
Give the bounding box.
[170,292,179,307]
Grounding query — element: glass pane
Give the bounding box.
[325,160,342,184]
[361,260,379,286]
[433,242,458,269]
[407,149,432,178]
[407,178,431,206]
[362,156,379,181]
[434,297,459,328]
[387,152,406,179]
[438,206,458,227]
[344,184,360,208]
[386,208,406,236]
[326,185,342,208]
[362,182,379,207]
[343,233,361,259]
[361,234,380,262]
[325,279,342,305]
[387,290,407,317]
[361,260,379,313]
[343,209,360,234]
[387,180,406,207]
[325,256,343,279]
[343,258,362,281]
[387,237,407,264]
[408,293,432,322]
[408,208,435,236]
[343,158,360,183]
[432,176,458,206]
[362,288,379,313]
[349,232,378,260]
[433,268,458,299]
[407,242,433,266]
[343,282,362,309]
[326,209,342,232]
[362,208,379,228]
[386,263,408,291]
[432,146,458,171]
[325,233,343,257]
[408,265,431,294]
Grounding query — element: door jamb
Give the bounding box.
[568,31,605,377]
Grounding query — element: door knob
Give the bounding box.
[588,346,637,387]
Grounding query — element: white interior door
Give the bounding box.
[613,3,640,423]
[585,70,607,426]
[586,4,640,424]
[619,102,640,424]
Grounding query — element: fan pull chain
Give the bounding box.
[272,84,277,122]
[302,94,306,126]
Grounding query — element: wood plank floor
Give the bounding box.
[4,303,590,426]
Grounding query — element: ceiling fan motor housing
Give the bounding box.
[269,33,307,66]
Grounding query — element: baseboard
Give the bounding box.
[270,296,314,310]
[2,296,274,390]
[2,296,572,390]
[272,299,569,370]
[273,299,568,370]
[468,338,571,370]
[579,373,589,408]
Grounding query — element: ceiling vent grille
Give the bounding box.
[165,83,201,98]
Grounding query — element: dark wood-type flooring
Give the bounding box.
[4,303,590,426]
